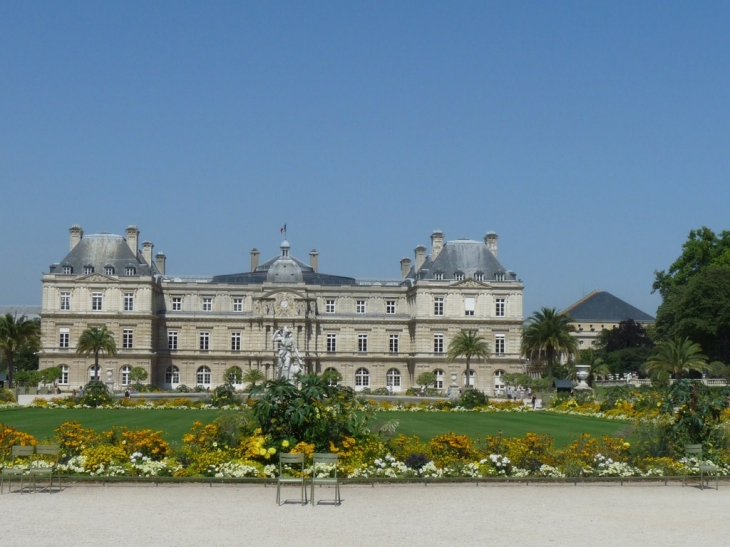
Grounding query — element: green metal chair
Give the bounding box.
[30,444,61,493]
[277,453,307,505]
[310,453,341,506]
[1,445,34,494]
[683,444,719,490]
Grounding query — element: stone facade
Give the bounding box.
[39,226,525,394]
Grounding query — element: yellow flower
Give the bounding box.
[259,448,267,456]
[268,447,276,455]
[281,440,290,448]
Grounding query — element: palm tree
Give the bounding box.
[521,307,578,379]
[643,337,708,384]
[76,326,117,381]
[243,367,266,389]
[446,330,490,389]
[574,349,611,387]
[0,313,40,388]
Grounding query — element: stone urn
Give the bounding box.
[574,364,592,391]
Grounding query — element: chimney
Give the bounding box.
[126,225,140,255]
[142,241,154,266]
[431,230,444,259]
[155,252,166,275]
[485,232,498,257]
[400,257,412,279]
[310,249,319,273]
[69,225,84,250]
[414,245,427,271]
[250,248,260,271]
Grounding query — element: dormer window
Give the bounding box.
[105,266,115,276]
[434,272,444,281]
[474,272,484,281]
[83,265,94,275]
[126,266,136,276]
[62,266,73,275]
[495,272,505,281]
[454,271,465,281]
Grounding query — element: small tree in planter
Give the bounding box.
[129,367,148,391]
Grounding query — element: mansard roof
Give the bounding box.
[562,290,654,322]
[49,233,158,276]
[409,238,516,281]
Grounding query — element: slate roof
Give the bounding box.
[49,233,159,277]
[562,290,654,322]
[0,306,41,320]
[408,239,517,281]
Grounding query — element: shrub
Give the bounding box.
[80,380,113,407]
[458,389,488,409]
[210,383,240,407]
[0,424,37,460]
[55,421,98,457]
[0,389,16,403]
[175,384,190,393]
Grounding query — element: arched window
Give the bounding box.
[165,365,180,385]
[322,367,341,385]
[386,368,401,391]
[120,365,132,385]
[60,365,69,385]
[355,367,370,390]
[463,369,476,387]
[493,370,506,396]
[197,366,211,386]
[88,365,100,381]
[433,369,445,390]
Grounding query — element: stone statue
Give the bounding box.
[272,326,303,382]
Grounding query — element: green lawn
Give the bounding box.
[1,408,631,447]
[377,411,631,447]
[0,408,223,443]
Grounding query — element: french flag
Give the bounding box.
[280,224,286,234]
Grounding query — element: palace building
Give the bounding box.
[39,225,525,394]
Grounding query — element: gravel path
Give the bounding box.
[3,482,728,546]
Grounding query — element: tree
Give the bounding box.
[242,368,265,389]
[0,313,40,388]
[521,307,578,379]
[416,371,437,390]
[129,367,148,390]
[222,366,243,386]
[446,331,490,389]
[574,349,610,387]
[40,366,62,387]
[597,319,653,353]
[76,326,117,374]
[642,337,708,385]
[321,369,343,386]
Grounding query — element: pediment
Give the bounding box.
[449,278,487,289]
[78,273,118,283]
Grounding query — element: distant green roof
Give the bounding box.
[563,290,654,322]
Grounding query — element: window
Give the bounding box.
[325,299,335,313]
[83,265,94,275]
[202,298,212,312]
[386,368,401,389]
[433,369,445,390]
[495,298,505,317]
[355,367,370,388]
[168,331,178,350]
[434,334,444,354]
[494,370,506,395]
[59,328,70,348]
[60,292,71,311]
[227,366,243,384]
[121,365,131,385]
[199,331,210,351]
[233,298,243,312]
[358,334,368,353]
[356,300,366,314]
[474,272,484,281]
[126,266,136,276]
[386,300,396,314]
[172,297,182,311]
[495,272,505,281]
[89,365,100,381]
[434,297,444,316]
[231,331,241,351]
[434,272,444,281]
[92,292,103,311]
[165,365,180,384]
[105,266,114,276]
[122,329,133,349]
[454,272,464,281]
[326,333,337,353]
[60,365,69,385]
[463,369,476,387]
[389,334,399,354]
[197,366,211,386]
[62,266,72,275]
[465,297,475,316]
[124,293,134,311]
[495,334,505,355]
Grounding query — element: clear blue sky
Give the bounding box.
[2,1,729,317]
